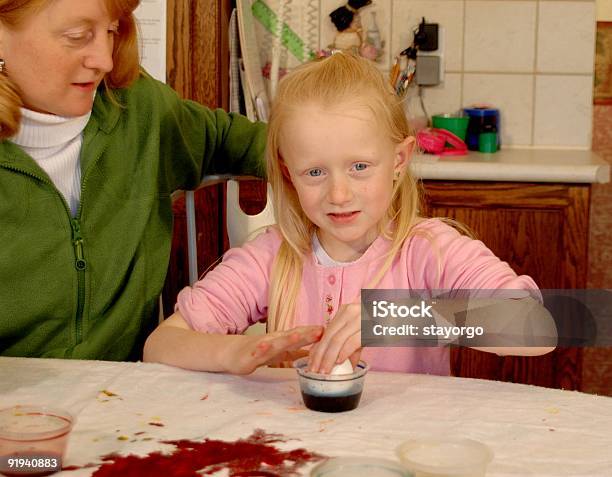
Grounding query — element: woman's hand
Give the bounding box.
[223,325,324,375]
[307,303,362,374]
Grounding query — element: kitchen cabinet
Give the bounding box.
[421,180,589,390]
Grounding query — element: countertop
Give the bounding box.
[410,148,610,184]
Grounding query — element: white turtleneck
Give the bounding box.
[11,108,92,216]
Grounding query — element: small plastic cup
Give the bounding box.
[396,438,493,477]
[478,132,498,153]
[293,358,368,413]
[311,457,414,477]
[0,405,74,476]
[431,115,470,141]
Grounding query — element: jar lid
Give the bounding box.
[463,107,499,117]
[396,438,493,476]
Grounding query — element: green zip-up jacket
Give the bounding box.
[0,74,266,361]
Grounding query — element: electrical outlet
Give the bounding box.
[416,25,445,86]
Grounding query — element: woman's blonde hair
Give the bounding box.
[266,53,423,332]
[0,0,141,139]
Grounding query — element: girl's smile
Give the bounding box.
[327,211,361,224]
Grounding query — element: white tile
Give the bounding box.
[463,73,534,146]
[390,0,464,71]
[464,1,537,72]
[320,0,392,69]
[537,1,596,74]
[405,73,462,117]
[533,75,593,147]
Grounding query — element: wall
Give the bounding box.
[326,0,596,148]
[597,0,612,20]
[260,0,597,148]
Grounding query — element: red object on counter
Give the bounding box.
[416,128,468,156]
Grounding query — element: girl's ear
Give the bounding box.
[393,136,416,175]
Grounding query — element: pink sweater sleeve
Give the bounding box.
[407,219,539,292]
[175,228,281,334]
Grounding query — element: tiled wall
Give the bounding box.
[266,0,597,148]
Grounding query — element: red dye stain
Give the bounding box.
[63,429,323,477]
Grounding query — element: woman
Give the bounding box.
[0,0,266,360]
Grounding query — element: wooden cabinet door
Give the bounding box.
[422,181,590,390]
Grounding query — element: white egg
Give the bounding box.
[330,359,354,375]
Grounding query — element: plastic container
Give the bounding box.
[311,457,413,477]
[396,438,493,477]
[293,358,368,413]
[463,107,501,151]
[478,131,498,153]
[431,115,469,141]
[0,405,74,476]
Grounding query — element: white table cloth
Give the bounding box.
[1,357,611,476]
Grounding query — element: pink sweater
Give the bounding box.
[176,219,538,375]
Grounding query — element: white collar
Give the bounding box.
[312,232,361,267]
[11,107,92,149]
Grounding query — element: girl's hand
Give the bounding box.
[307,303,362,374]
[224,325,323,375]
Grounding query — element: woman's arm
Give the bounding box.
[144,311,323,374]
[148,76,267,191]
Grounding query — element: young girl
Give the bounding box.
[144,53,554,375]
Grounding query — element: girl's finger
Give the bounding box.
[311,321,359,374]
[317,329,354,374]
[307,311,352,372]
[336,331,361,363]
[348,348,362,369]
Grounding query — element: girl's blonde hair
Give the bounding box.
[266,53,423,332]
[0,0,141,139]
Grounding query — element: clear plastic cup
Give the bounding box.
[293,357,368,413]
[396,438,493,477]
[311,457,414,477]
[0,405,74,476]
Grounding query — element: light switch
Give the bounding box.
[416,56,441,86]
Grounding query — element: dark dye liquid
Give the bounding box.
[301,391,362,412]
